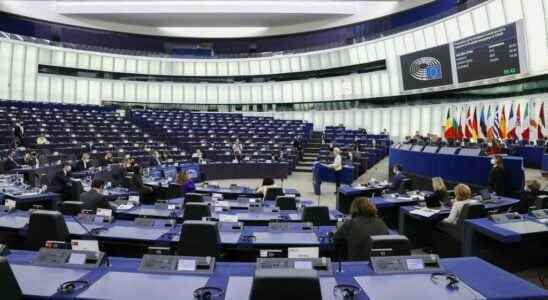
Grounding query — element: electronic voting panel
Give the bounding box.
[371,255,444,274]
[453,21,526,83]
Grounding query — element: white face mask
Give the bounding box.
[490,159,496,165]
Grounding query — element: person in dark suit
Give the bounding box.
[126,166,154,204]
[517,180,541,213]
[101,152,114,167]
[425,177,449,206]
[149,151,162,167]
[4,151,20,171]
[333,197,389,260]
[488,155,505,196]
[73,153,92,172]
[49,162,72,196]
[389,164,406,192]
[79,179,111,212]
[13,121,24,147]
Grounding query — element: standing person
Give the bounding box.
[327,147,343,194]
[488,155,505,196]
[13,121,24,147]
[150,151,162,167]
[232,139,243,156]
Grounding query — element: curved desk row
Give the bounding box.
[7,250,548,300]
[389,148,524,195]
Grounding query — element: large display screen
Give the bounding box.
[400,44,454,91]
[453,22,524,83]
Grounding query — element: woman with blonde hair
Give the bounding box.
[333,197,389,260]
[425,177,449,206]
[176,168,195,193]
[442,183,477,225]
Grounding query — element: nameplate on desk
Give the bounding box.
[177,259,196,271]
[288,247,319,259]
[71,240,100,252]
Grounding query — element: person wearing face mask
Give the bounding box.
[488,155,505,196]
[486,139,501,155]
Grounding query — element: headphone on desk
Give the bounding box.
[431,272,460,290]
[333,284,360,300]
[193,286,224,300]
[57,280,90,294]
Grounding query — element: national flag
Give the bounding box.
[499,105,507,139]
[514,103,521,139]
[465,107,472,139]
[472,107,479,141]
[522,102,531,141]
[443,109,457,139]
[480,106,487,138]
[492,106,500,140]
[538,102,545,140]
[507,104,516,139]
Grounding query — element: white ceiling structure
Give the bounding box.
[0,0,434,38]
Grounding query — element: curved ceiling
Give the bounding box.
[0,0,434,38]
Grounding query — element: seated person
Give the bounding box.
[424,177,449,207]
[388,164,406,192]
[24,151,40,168]
[441,184,478,225]
[36,134,49,145]
[486,140,502,155]
[49,162,72,199]
[4,151,20,171]
[175,168,196,194]
[256,177,276,195]
[126,165,154,204]
[150,151,162,167]
[80,179,111,212]
[73,153,92,172]
[488,155,505,196]
[101,152,114,166]
[517,180,541,213]
[333,197,389,260]
[192,149,205,163]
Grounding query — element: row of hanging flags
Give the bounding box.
[443,101,546,141]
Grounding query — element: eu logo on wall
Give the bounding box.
[409,57,442,81]
[400,44,453,90]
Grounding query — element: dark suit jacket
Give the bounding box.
[488,166,505,196]
[73,160,90,172]
[149,157,161,167]
[517,190,538,214]
[13,125,24,139]
[79,189,111,212]
[4,158,19,171]
[426,190,449,206]
[390,173,406,192]
[333,216,389,261]
[50,170,70,193]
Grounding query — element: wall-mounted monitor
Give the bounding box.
[399,44,454,91]
[453,21,527,83]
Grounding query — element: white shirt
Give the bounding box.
[329,154,343,171]
[256,184,276,196]
[442,199,478,225]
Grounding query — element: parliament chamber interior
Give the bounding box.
[1,0,548,299]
